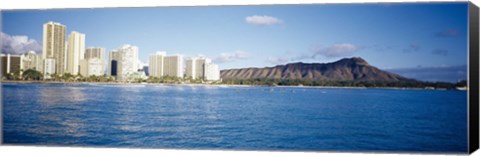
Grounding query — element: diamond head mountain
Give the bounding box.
[220,57,411,81]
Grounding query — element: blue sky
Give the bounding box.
[1,2,469,82]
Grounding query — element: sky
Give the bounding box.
[1,2,469,82]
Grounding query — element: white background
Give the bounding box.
[0,0,478,156]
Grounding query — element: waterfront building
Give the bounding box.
[66,31,85,75]
[84,47,105,75]
[1,54,22,76]
[85,47,105,60]
[80,58,104,77]
[204,63,220,81]
[43,21,66,74]
[164,54,183,78]
[108,50,118,77]
[21,51,43,72]
[148,52,183,78]
[43,58,56,78]
[108,44,139,81]
[196,57,211,79]
[148,51,165,78]
[186,57,220,81]
[186,58,196,79]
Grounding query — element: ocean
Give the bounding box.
[1,83,468,153]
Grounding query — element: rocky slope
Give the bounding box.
[220,57,410,81]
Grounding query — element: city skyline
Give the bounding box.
[1,2,469,82]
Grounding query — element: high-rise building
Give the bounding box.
[186,57,220,81]
[108,50,119,77]
[186,57,211,79]
[80,58,104,77]
[148,51,165,78]
[195,57,211,79]
[21,51,43,72]
[108,44,139,81]
[85,47,105,60]
[84,47,105,75]
[1,54,23,77]
[204,63,220,81]
[43,21,66,74]
[164,54,183,78]
[43,58,56,77]
[186,58,196,79]
[66,31,85,75]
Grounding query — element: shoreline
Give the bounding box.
[0,80,465,91]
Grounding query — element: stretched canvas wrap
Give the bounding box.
[1,1,479,155]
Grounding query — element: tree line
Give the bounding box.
[2,69,215,84]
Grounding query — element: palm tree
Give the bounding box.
[22,69,43,80]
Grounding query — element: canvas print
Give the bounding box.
[0,2,473,154]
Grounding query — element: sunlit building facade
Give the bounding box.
[43,21,66,74]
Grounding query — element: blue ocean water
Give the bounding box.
[1,83,468,153]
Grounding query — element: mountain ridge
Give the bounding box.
[220,57,412,81]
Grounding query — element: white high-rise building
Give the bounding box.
[43,58,56,77]
[108,44,139,81]
[43,21,66,74]
[85,47,105,60]
[204,63,220,81]
[66,31,85,75]
[186,57,211,80]
[164,54,183,78]
[21,51,43,72]
[196,57,211,79]
[148,51,166,78]
[80,58,104,77]
[186,58,196,79]
[84,47,105,75]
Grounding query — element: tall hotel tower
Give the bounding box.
[43,21,66,74]
[186,57,220,81]
[186,57,211,79]
[149,52,183,78]
[81,47,106,77]
[149,51,166,78]
[66,31,85,75]
[85,47,105,60]
[163,54,183,78]
[108,45,139,81]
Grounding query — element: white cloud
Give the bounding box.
[1,32,42,54]
[214,50,250,63]
[313,43,362,58]
[266,57,290,65]
[245,15,282,26]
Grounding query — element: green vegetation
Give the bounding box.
[21,69,43,80]
[2,69,115,83]
[222,78,467,90]
[144,76,216,84]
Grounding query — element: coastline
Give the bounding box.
[0,80,465,91]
